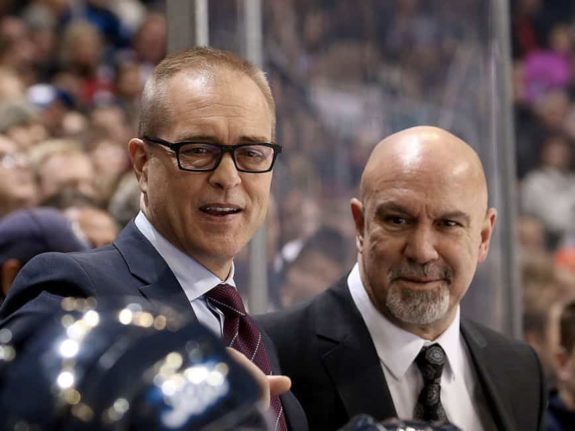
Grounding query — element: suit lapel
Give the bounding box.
[461,320,515,431]
[316,279,397,422]
[112,222,197,320]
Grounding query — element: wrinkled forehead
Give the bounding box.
[363,152,489,215]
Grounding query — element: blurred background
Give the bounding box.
[0,0,573,388]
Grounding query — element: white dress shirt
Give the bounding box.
[348,263,487,431]
[135,211,234,336]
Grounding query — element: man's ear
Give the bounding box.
[478,207,497,263]
[128,138,149,193]
[350,198,365,253]
[1,259,22,297]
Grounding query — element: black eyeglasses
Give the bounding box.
[142,136,282,173]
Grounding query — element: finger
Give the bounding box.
[268,375,291,397]
[226,347,271,407]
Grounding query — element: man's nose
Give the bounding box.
[404,226,439,264]
[208,153,241,189]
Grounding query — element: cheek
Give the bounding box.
[365,228,395,261]
[245,177,271,220]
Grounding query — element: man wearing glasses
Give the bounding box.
[0,47,307,431]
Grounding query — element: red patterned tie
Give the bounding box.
[206,284,288,431]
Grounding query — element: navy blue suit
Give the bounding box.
[0,221,308,431]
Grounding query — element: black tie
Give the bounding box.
[414,343,448,422]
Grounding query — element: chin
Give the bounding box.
[387,285,451,326]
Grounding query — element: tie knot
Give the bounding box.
[206,284,247,317]
[415,343,446,382]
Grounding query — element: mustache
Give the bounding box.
[389,263,453,282]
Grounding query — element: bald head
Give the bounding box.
[360,126,489,210]
[351,125,497,339]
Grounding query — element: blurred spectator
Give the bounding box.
[58,19,113,108]
[85,131,130,206]
[112,59,144,126]
[64,205,119,248]
[0,207,87,297]
[520,133,575,248]
[0,134,37,218]
[517,214,549,255]
[511,0,544,58]
[107,172,141,227]
[0,15,37,85]
[30,138,97,203]
[89,103,134,146]
[26,83,80,138]
[546,299,575,430]
[522,253,572,384]
[122,10,166,78]
[0,100,47,150]
[278,225,351,307]
[0,66,25,100]
[40,187,119,248]
[516,89,571,178]
[523,23,573,104]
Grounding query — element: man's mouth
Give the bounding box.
[200,204,242,216]
[400,277,441,283]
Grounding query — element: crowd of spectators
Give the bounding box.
[0,0,165,286]
[1,1,575,400]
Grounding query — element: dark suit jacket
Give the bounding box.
[258,277,546,431]
[0,221,308,431]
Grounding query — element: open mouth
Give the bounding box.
[200,205,242,216]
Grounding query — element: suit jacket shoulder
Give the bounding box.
[461,319,547,431]
[258,277,395,431]
[0,222,189,324]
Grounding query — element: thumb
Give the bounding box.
[268,375,291,397]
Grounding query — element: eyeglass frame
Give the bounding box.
[141,135,282,173]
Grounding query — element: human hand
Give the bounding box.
[226,347,291,408]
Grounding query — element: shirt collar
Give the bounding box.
[348,263,461,382]
[134,211,235,300]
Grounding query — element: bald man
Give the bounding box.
[259,126,546,431]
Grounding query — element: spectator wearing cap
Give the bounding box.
[0,207,87,297]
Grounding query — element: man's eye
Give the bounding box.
[181,145,216,157]
[439,219,461,228]
[238,147,266,159]
[385,216,408,225]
